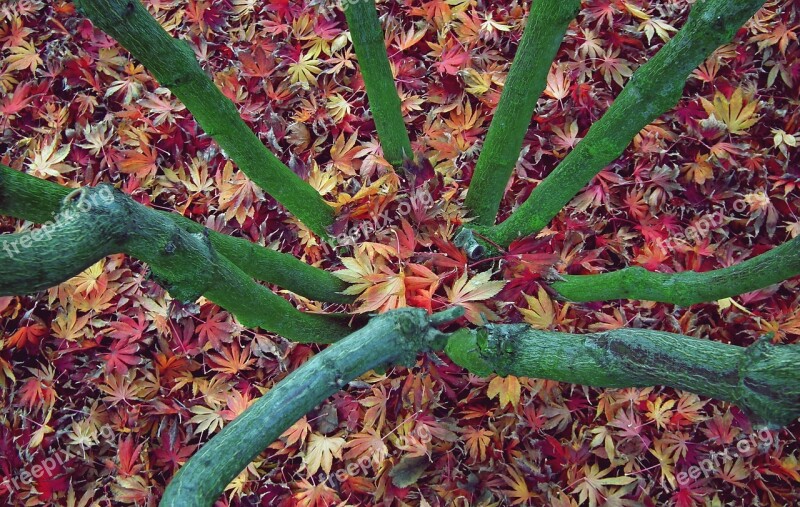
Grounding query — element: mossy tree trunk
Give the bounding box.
[446,326,800,427]
[551,235,800,306]
[343,0,414,169]
[160,307,463,507]
[0,164,352,304]
[468,0,766,248]
[0,182,352,343]
[73,0,336,238]
[463,0,580,225]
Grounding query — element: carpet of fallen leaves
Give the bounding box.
[1,0,800,505]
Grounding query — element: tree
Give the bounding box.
[1,0,798,505]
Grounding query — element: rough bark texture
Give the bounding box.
[160,307,463,507]
[552,235,800,306]
[473,0,766,248]
[0,164,353,303]
[343,0,413,168]
[446,325,800,427]
[0,185,352,343]
[72,0,335,238]
[463,0,580,225]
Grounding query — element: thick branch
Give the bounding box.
[72,0,335,238]
[343,0,413,169]
[551,235,800,306]
[160,306,463,507]
[446,325,800,427]
[474,0,766,248]
[0,164,353,304]
[463,0,580,225]
[0,185,352,343]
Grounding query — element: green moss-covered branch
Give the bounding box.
[472,0,766,248]
[72,0,335,238]
[160,306,463,507]
[551,235,800,306]
[463,0,580,225]
[0,184,351,343]
[343,0,413,168]
[0,164,352,304]
[446,325,800,427]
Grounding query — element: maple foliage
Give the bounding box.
[1,0,799,506]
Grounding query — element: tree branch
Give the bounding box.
[446,325,800,427]
[551,235,800,306]
[160,306,464,507]
[463,0,580,225]
[72,0,335,238]
[0,184,352,343]
[0,163,353,304]
[470,0,766,248]
[343,0,414,169]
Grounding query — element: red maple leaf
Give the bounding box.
[434,44,470,75]
[101,337,141,375]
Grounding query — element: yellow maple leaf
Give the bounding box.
[545,64,571,101]
[326,93,351,123]
[458,67,492,96]
[487,375,521,408]
[519,286,555,329]
[639,18,677,43]
[624,2,650,21]
[29,409,54,448]
[5,39,42,72]
[217,161,263,226]
[304,433,345,475]
[333,251,406,313]
[307,161,339,196]
[701,88,760,135]
[446,270,505,303]
[716,297,752,314]
[645,396,676,430]
[333,251,383,296]
[445,270,505,325]
[27,138,74,178]
[574,463,637,507]
[51,304,92,342]
[288,52,322,89]
[681,152,714,185]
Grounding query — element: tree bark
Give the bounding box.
[343,0,414,169]
[446,325,800,427]
[72,0,335,238]
[0,184,352,343]
[0,163,353,304]
[551,235,800,306]
[160,307,463,507]
[469,0,766,248]
[463,0,580,225]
